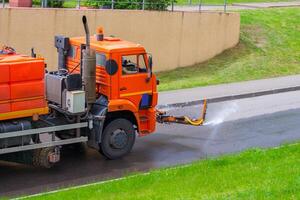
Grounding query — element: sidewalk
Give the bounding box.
[170,5,253,12]
[158,74,300,107]
[170,1,300,11]
[233,1,300,8]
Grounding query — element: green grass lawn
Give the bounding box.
[157,8,300,91]
[23,142,300,200]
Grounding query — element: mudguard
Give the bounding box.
[88,96,108,148]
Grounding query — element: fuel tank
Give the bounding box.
[0,120,32,148]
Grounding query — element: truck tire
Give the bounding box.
[33,147,59,168]
[39,147,56,168]
[32,149,42,167]
[99,119,136,160]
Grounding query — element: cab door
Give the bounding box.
[119,53,152,108]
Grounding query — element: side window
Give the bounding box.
[122,54,147,75]
[67,46,76,59]
[138,55,147,73]
[96,53,106,67]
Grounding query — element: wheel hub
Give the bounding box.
[110,130,128,149]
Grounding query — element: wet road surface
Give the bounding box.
[1,91,300,198]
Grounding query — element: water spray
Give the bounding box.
[205,102,239,126]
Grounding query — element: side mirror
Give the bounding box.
[148,55,153,73]
[146,55,153,83]
[148,55,153,78]
[105,59,118,75]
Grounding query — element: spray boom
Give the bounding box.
[156,99,207,126]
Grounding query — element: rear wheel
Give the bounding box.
[99,119,136,160]
[33,147,60,168]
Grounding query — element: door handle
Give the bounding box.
[120,87,127,91]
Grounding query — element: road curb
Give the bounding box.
[231,3,261,8]
[157,85,300,109]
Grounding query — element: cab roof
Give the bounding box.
[70,36,145,53]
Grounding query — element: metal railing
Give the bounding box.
[1,0,228,12]
[44,0,174,11]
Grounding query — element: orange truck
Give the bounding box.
[0,16,206,168]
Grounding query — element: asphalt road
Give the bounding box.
[1,91,300,198]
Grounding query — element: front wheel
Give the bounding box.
[99,119,136,160]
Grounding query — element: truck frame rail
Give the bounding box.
[0,122,88,155]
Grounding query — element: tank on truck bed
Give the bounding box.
[0,55,49,121]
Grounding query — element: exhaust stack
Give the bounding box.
[82,16,90,53]
[81,16,96,105]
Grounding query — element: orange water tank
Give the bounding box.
[0,55,48,121]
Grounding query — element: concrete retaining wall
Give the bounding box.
[0,8,240,71]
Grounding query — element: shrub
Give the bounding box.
[145,0,173,10]
[84,0,100,8]
[84,0,173,10]
[48,0,64,8]
[32,0,65,7]
[32,0,41,5]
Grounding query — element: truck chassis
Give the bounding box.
[0,122,88,155]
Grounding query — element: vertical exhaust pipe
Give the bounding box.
[82,16,90,53]
[82,16,96,106]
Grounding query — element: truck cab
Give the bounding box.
[66,33,158,137]
[48,28,158,159]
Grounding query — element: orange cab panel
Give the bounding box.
[96,66,110,98]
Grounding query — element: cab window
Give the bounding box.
[122,54,147,75]
[96,53,106,67]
